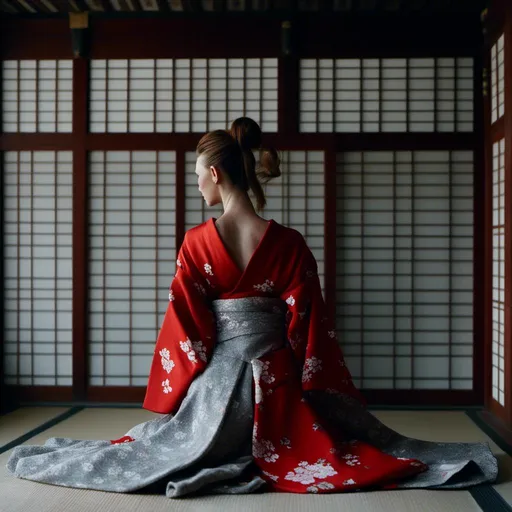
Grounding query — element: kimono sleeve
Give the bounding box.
[142,234,216,414]
[280,237,367,407]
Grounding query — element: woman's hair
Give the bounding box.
[196,117,281,210]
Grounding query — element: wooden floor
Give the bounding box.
[0,407,511,512]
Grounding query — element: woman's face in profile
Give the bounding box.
[195,155,221,207]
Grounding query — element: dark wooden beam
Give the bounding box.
[0,132,478,152]
[504,0,512,426]
[71,58,89,403]
[182,0,202,11]
[16,0,38,12]
[156,0,171,11]
[213,0,226,11]
[6,385,483,407]
[319,0,333,12]
[129,0,143,11]
[73,0,90,12]
[99,0,113,11]
[0,0,20,13]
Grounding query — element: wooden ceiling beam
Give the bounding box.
[0,0,19,12]
[99,0,113,11]
[182,0,202,12]
[73,0,90,12]
[0,0,489,13]
[156,0,171,11]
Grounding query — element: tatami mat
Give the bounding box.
[0,407,70,447]
[376,409,512,508]
[0,407,509,512]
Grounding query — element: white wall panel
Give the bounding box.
[300,57,473,133]
[3,151,73,385]
[336,150,474,390]
[2,60,73,133]
[88,151,176,386]
[90,58,278,133]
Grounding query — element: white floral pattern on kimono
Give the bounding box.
[204,263,213,276]
[302,356,322,383]
[307,481,335,493]
[286,295,296,306]
[219,313,249,331]
[169,290,175,302]
[341,454,361,467]
[252,422,279,463]
[179,338,207,364]
[253,279,274,293]
[108,463,123,477]
[262,471,279,482]
[252,360,275,405]
[160,348,175,374]
[162,378,172,394]
[284,459,338,485]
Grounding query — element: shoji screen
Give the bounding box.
[89,58,278,133]
[300,58,473,133]
[3,151,73,386]
[336,150,474,390]
[183,150,326,292]
[2,60,73,133]
[88,151,176,386]
[491,35,505,123]
[492,139,506,406]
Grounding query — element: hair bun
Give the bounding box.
[259,147,281,182]
[229,117,262,151]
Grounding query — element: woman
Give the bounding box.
[7,118,498,497]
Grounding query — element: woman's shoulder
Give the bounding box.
[183,218,212,243]
[270,219,308,247]
[178,220,214,262]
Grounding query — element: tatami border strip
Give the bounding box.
[469,485,512,512]
[0,407,84,455]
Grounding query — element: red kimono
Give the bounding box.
[139,218,428,493]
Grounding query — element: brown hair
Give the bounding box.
[196,117,281,210]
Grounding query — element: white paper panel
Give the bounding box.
[300,57,473,133]
[3,151,73,386]
[90,58,278,133]
[491,35,505,124]
[89,151,176,386]
[492,139,505,406]
[336,150,474,390]
[2,60,73,133]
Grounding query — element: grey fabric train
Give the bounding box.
[6,297,498,496]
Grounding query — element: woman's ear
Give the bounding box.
[210,166,220,184]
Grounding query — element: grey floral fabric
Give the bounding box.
[305,390,498,489]
[6,297,498,496]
